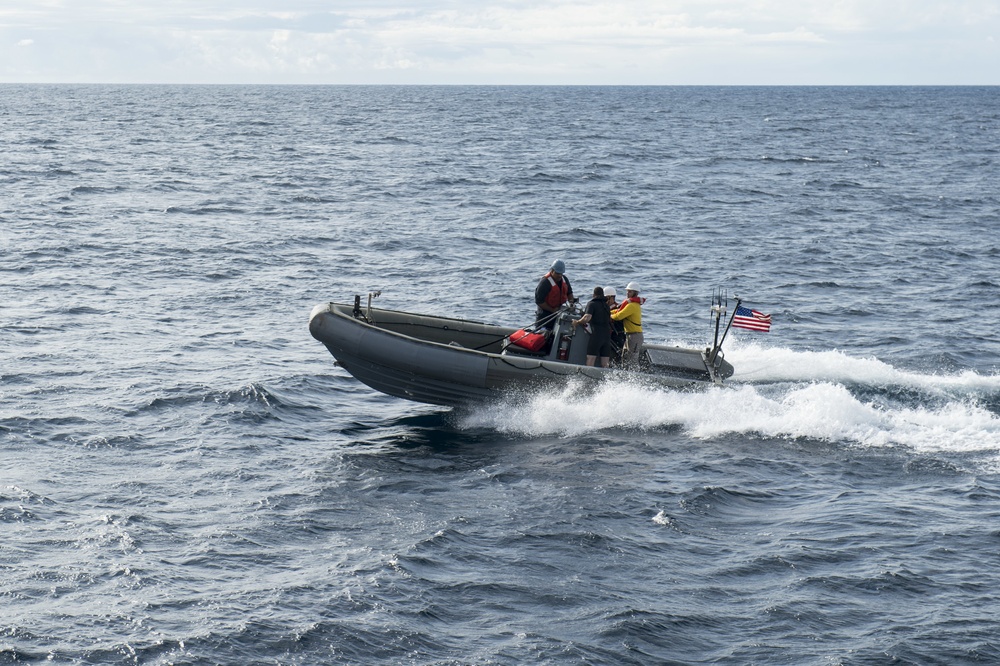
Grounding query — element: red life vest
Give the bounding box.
[543,272,569,309]
[613,295,645,313]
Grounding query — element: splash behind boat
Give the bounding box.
[309,293,737,407]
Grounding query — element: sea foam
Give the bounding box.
[459,344,1000,455]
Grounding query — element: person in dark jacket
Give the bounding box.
[534,259,574,330]
[572,286,613,367]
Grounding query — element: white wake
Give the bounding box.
[458,342,1000,455]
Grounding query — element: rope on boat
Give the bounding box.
[471,308,563,351]
[497,355,597,376]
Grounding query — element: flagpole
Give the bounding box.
[710,296,741,364]
[711,289,723,353]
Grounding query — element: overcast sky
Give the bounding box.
[2,1,997,84]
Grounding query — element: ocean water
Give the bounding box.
[2,84,999,664]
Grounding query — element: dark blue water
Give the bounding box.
[2,85,1000,664]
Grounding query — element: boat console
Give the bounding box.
[501,304,595,366]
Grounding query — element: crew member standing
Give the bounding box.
[534,259,574,330]
[604,286,626,363]
[572,286,613,368]
[611,281,644,364]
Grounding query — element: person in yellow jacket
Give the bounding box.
[611,281,644,365]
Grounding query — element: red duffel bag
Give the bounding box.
[509,329,547,352]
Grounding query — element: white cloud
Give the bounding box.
[0,0,997,83]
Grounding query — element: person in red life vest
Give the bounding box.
[534,259,574,330]
[611,281,645,364]
[571,286,613,367]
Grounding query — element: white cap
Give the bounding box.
[626,281,640,293]
[604,287,616,298]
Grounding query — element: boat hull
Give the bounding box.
[309,302,733,407]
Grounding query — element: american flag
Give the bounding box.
[732,305,772,332]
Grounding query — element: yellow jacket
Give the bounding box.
[611,300,642,333]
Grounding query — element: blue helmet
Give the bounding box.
[550,259,566,274]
